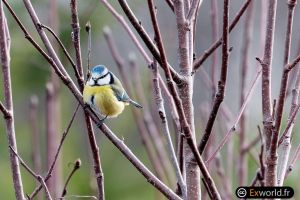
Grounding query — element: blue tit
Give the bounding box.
[83,65,142,121]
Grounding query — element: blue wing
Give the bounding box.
[111,85,142,108]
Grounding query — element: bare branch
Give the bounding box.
[165,0,175,12]
[117,0,183,84]
[151,60,187,199]
[186,0,203,22]
[103,27,169,183]
[148,0,220,198]
[278,104,300,146]
[3,2,180,198]
[193,0,253,73]
[9,146,53,200]
[38,23,80,81]
[206,66,262,163]
[70,0,84,86]
[0,101,10,118]
[30,104,80,198]
[61,159,81,198]
[198,0,230,154]
[0,1,25,199]
[285,142,300,178]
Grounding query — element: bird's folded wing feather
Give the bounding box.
[111,85,130,103]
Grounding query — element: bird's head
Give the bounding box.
[87,65,112,86]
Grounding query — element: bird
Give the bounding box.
[83,65,142,124]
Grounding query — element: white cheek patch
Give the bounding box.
[88,78,95,86]
[97,74,110,86]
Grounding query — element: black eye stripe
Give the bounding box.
[99,72,109,79]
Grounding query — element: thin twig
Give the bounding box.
[9,146,53,200]
[278,104,300,145]
[206,66,262,163]
[117,0,182,84]
[30,103,80,199]
[148,0,220,198]
[164,0,174,12]
[198,0,230,155]
[285,142,300,178]
[38,23,80,81]
[186,0,202,22]
[85,21,92,78]
[258,126,266,186]
[70,0,84,86]
[4,1,181,199]
[151,60,187,199]
[131,58,174,184]
[0,1,25,199]
[0,101,10,118]
[192,0,253,73]
[61,159,81,198]
[103,27,168,184]
[37,176,53,200]
[70,1,105,199]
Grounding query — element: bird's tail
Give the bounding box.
[129,99,143,108]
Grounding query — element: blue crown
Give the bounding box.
[91,65,107,75]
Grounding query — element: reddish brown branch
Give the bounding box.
[69,1,105,199]
[103,27,169,183]
[117,0,183,84]
[198,0,230,155]
[192,0,253,73]
[148,0,220,198]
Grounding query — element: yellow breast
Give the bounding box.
[83,85,125,118]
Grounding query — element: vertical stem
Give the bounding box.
[238,0,254,186]
[151,61,187,199]
[148,0,220,198]
[103,27,169,185]
[29,95,42,200]
[261,0,277,186]
[46,0,62,196]
[70,1,105,199]
[45,82,60,197]
[173,0,199,198]
[0,1,25,199]
[261,0,277,151]
[276,0,297,186]
[198,0,230,155]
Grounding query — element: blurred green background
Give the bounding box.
[1,0,300,199]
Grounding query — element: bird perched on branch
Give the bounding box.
[83,65,142,123]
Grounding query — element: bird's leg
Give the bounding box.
[96,115,108,128]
